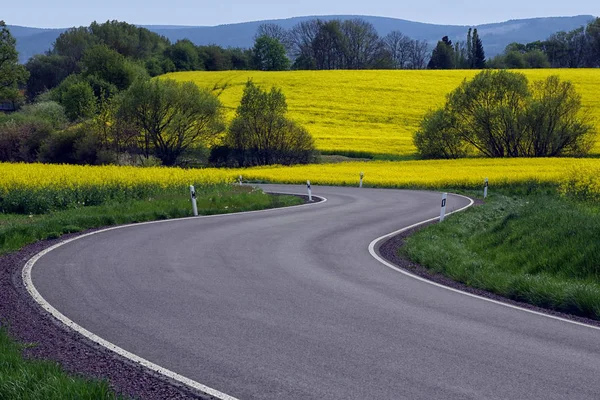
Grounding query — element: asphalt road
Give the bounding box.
[31,185,600,400]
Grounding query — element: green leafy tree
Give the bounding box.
[56,79,97,121]
[165,40,202,71]
[252,36,291,71]
[221,81,315,166]
[119,78,224,166]
[414,70,595,158]
[25,54,71,99]
[0,21,29,103]
[82,44,146,90]
[523,50,550,68]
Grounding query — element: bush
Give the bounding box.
[414,70,596,158]
[19,101,67,128]
[413,109,466,159]
[221,80,316,166]
[39,127,84,164]
[0,116,54,162]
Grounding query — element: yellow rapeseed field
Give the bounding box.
[237,158,600,191]
[2,158,599,214]
[164,69,600,156]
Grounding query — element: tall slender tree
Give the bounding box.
[466,28,473,67]
[471,29,486,68]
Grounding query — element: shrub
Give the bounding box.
[221,80,316,166]
[414,70,596,158]
[413,109,466,159]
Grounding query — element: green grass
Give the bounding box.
[0,184,302,397]
[402,191,600,319]
[0,328,124,399]
[0,185,302,255]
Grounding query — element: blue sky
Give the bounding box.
[3,0,599,28]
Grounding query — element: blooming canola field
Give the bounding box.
[165,69,600,157]
[2,158,599,215]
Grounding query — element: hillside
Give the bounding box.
[165,69,600,158]
[9,14,596,63]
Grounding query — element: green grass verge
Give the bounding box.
[0,184,302,398]
[402,191,600,320]
[0,185,302,255]
[0,327,124,400]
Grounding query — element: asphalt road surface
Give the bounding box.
[31,185,600,400]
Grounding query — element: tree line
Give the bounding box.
[254,19,431,70]
[0,21,316,167]
[488,18,600,69]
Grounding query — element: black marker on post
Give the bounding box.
[359,171,364,188]
[307,180,312,202]
[440,192,448,222]
[190,185,198,216]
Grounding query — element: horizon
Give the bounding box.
[3,0,599,29]
[5,13,599,30]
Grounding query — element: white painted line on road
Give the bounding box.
[22,190,327,400]
[368,193,600,332]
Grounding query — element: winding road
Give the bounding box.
[28,185,600,400]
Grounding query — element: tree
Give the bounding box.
[0,21,29,103]
[165,40,201,71]
[409,40,430,69]
[53,76,97,121]
[341,19,382,69]
[82,44,146,90]
[221,80,315,166]
[255,23,293,53]
[312,20,347,70]
[119,78,224,166]
[523,50,550,68]
[414,108,466,159]
[523,76,593,156]
[383,31,413,69]
[586,18,600,67]
[25,54,71,99]
[252,36,290,71]
[428,37,455,69]
[471,29,486,68]
[414,70,596,158]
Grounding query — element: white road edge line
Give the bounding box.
[368,192,600,332]
[22,191,327,400]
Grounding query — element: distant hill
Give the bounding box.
[9,15,596,63]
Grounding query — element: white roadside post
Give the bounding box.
[239,175,243,186]
[359,171,364,188]
[484,177,489,199]
[190,185,198,216]
[307,180,313,202]
[440,192,448,222]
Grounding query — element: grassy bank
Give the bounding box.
[0,184,302,398]
[402,192,600,320]
[0,327,124,400]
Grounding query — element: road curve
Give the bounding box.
[29,185,600,400]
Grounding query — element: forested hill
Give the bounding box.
[9,14,596,62]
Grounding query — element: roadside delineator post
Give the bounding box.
[484,177,489,199]
[440,192,448,222]
[307,180,313,202]
[239,175,243,186]
[359,172,364,188]
[190,185,198,216]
